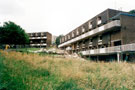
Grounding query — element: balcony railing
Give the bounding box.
[29,37,47,39]
[59,20,121,48]
[81,43,135,56]
[30,43,47,46]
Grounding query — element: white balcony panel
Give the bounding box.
[42,44,47,46]
[97,20,102,25]
[122,43,135,51]
[100,48,106,53]
[90,50,94,54]
[30,43,47,46]
[30,37,47,39]
[99,26,104,31]
[58,20,121,48]
[94,28,99,33]
[89,25,92,29]
[82,51,89,55]
[30,44,38,46]
[81,34,86,38]
[81,43,135,56]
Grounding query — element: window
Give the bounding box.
[68,35,70,39]
[99,36,102,40]
[41,40,44,43]
[114,40,121,46]
[82,26,85,33]
[97,16,102,25]
[65,36,67,41]
[76,29,79,35]
[77,44,79,49]
[89,39,92,44]
[72,32,74,37]
[60,38,62,43]
[88,21,92,29]
[98,35,102,42]
[90,39,92,42]
[89,39,92,47]
[62,37,64,42]
[36,33,38,36]
[41,33,44,37]
[82,41,85,48]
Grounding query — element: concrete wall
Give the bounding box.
[121,15,135,44]
[110,30,121,44]
[102,32,111,45]
[59,9,124,49]
[46,32,52,47]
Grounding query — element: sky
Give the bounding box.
[0,0,134,36]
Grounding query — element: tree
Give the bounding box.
[0,21,29,45]
[56,35,63,47]
[129,10,135,14]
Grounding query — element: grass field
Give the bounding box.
[11,48,41,52]
[0,50,135,90]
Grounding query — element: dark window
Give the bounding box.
[99,36,102,40]
[114,40,121,46]
[98,16,101,20]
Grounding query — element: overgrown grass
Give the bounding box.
[0,50,135,90]
[10,48,40,53]
[0,51,81,90]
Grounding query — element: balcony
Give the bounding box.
[30,43,47,46]
[89,42,92,47]
[81,43,135,56]
[59,20,121,48]
[82,44,85,49]
[77,45,79,49]
[98,40,102,45]
[29,37,47,39]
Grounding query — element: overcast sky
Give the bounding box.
[0,0,134,36]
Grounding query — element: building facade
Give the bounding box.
[28,32,52,48]
[58,9,135,61]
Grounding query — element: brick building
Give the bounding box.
[59,9,135,61]
[28,32,52,48]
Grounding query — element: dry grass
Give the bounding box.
[1,50,135,89]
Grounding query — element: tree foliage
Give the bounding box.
[56,35,63,47]
[0,21,29,45]
[129,10,135,14]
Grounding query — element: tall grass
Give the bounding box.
[0,50,135,89]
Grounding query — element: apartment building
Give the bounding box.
[28,32,52,48]
[58,9,135,61]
